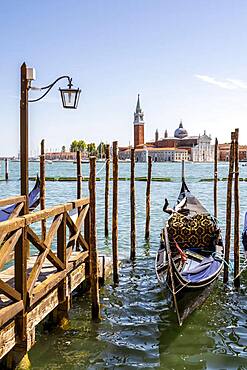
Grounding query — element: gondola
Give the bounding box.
[155,171,224,325]
[0,176,40,222]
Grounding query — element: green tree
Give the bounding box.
[70,140,78,152]
[87,143,96,156]
[61,145,66,152]
[78,140,87,152]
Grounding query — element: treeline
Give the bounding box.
[63,140,106,158]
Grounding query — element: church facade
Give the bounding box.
[119,95,214,163]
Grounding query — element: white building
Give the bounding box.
[119,147,188,163]
[191,131,214,162]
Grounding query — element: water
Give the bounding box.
[0,161,246,369]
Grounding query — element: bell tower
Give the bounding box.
[134,94,145,148]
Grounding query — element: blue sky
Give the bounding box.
[1,0,247,155]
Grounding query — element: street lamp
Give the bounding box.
[28,73,81,109]
[20,62,81,214]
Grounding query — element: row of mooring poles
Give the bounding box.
[103,143,153,280]
[220,128,240,288]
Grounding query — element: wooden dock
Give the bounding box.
[0,194,110,369]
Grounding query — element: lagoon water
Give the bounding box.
[0,161,246,369]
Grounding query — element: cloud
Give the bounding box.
[226,78,247,89]
[195,75,247,90]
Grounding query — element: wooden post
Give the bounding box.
[8,227,29,368]
[104,144,110,238]
[214,137,218,219]
[112,141,119,285]
[130,148,136,259]
[145,156,152,240]
[20,63,29,259]
[5,158,9,181]
[20,63,29,214]
[181,159,185,181]
[76,150,82,251]
[223,132,235,284]
[234,128,240,289]
[40,139,46,240]
[76,150,82,200]
[57,211,69,328]
[89,156,100,320]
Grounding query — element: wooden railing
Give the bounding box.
[0,196,90,330]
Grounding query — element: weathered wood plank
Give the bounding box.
[30,271,67,306]
[8,202,25,220]
[27,250,49,295]
[67,205,89,244]
[44,214,63,248]
[23,205,65,225]
[70,263,86,292]
[27,289,59,333]
[71,198,90,209]
[66,213,89,255]
[0,321,16,359]
[0,301,23,327]
[64,198,89,212]
[69,251,88,268]
[0,279,21,302]
[27,227,65,270]
[0,196,26,208]
[0,218,24,238]
[0,229,22,270]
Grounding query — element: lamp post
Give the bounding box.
[20,62,81,212]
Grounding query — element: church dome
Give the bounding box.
[174,121,188,139]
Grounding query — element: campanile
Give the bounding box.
[133,94,145,148]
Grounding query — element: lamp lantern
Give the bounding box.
[59,82,81,109]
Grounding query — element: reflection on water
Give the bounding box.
[0,161,246,369]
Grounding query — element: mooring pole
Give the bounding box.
[104,144,110,238]
[145,156,152,240]
[89,156,100,320]
[40,139,46,240]
[214,137,218,219]
[112,141,119,285]
[76,150,82,251]
[181,159,185,181]
[76,150,82,200]
[233,128,240,289]
[223,132,235,284]
[5,158,9,181]
[130,148,136,260]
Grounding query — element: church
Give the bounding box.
[119,95,214,162]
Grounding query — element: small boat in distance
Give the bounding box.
[156,162,224,325]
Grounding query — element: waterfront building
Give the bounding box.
[119,95,214,162]
[191,131,214,162]
[218,143,247,161]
